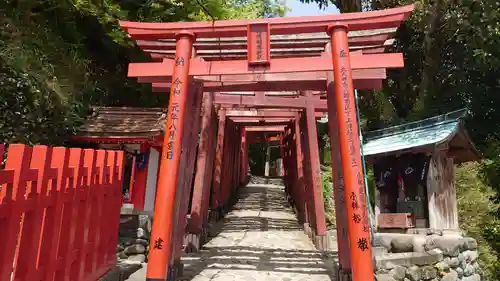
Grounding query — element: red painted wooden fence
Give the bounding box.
[0,144,125,281]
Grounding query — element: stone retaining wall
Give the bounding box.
[117,214,152,264]
[374,233,481,281]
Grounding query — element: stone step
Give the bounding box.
[372,246,388,256]
[375,250,443,270]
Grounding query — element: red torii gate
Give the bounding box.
[119,5,414,281]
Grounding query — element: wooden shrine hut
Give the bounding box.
[71,106,166,214]
[362,109,481,233]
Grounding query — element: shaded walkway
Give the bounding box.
[128,183,337,281]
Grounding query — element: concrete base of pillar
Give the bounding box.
[338,268,352,281]
[209,208,221,223]
[303,223,312,237]
[184,225,210,253]
[184,233,201,253]
[313,234,330,251]
[201,225,209,244]
[174,258,184,279]
[166,264,175,281]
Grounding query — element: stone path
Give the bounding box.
[127,183,337,281]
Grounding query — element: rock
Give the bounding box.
[458,253,465,262]
[119,237,135,247]
[389,265,407,280]
[462,237,478,250]
[462,250,479,263]
[127,254,146,263]
[472,262,481,272]
[432,229,444,236]
[412,236,427,253]
[455,267,464,278]
[138,214,152,232]
[444,257,460,268]
[375,273,396,281]
[124,244,146,255]
[118,251,128,259]
[391,236,414,253]
[425,236,464,257]
[117,244,124,252]
[462,274,481,281]
[406,266,422,281]
[135,238,149,246]
[119,228,138,238]
[460,258,468,270]
[421,266,437,280]
[441,269,458,281]
[434,261,450,272]
[137,228,147,239]
[463,264,475,277]
[374,234,393,252]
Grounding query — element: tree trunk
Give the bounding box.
[411,0,445,117]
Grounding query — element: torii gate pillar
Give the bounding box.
[146,31,195,281]
[327,24,374,281]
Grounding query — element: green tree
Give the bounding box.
[0,0,288,146]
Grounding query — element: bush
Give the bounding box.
[456,162,500,280]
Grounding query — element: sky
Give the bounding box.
[285,0,340,16]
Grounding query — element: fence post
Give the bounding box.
[43,147,70,281]
[107,151,125,264]
[14,146,53,281]
[73,149,97,280]
[0,144,33,281]
[86,150,106,274]
[63,148,85,280]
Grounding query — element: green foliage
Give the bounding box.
[456,162,500,279]
[321,165,337,226]
[0,0,288,146]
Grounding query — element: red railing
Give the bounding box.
[0,144,125,281]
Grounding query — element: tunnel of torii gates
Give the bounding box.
[119,4,414,281]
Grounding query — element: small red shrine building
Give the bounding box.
[71,106,166,213]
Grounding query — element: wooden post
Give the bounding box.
[172,82,203,276]
[202,105,217,223]
[294,114,308,227]
[146,31,195,281]
[187,92,215,251]
[240,128,248,185]
[303,94,328,249]
[132,143,150,210]
[325,42,352,275]
[328,24,374,281]
[212,109,227,219]
[299,113,316,237]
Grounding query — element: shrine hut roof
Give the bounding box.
[74,106,167,142]
[362,109,481,164]
[136,28,398,61]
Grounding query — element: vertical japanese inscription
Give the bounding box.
[154,237,164,249]
[165,56,184,160]
[256,28,263,60]
[248,23,269,65]
[339,55,358,169]
[338,47,371,252]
